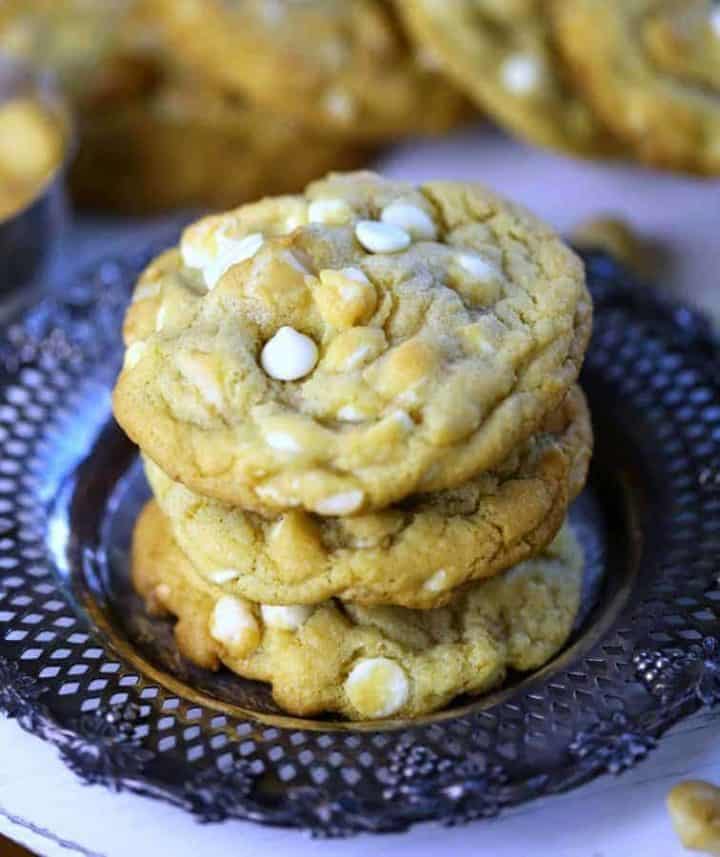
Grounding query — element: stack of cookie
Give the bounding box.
[114,172,594,720]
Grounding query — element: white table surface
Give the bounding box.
[2,127,720,857]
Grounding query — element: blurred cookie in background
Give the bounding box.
[71,73,373,214]
[0,1,374,213]
[395,0,619,157]
[570,214,673,282]
[147,0,472,141]
[552,0,720,174]
[0,0,133,96]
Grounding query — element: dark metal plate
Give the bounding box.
[0,248,719,835]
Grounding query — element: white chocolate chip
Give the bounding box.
[308,198,354,225]
[210,596,260,656]
[344,657,409,718]
[315,268,377,329]
[501,54,543,94]
[255,483,300,507]
[123,341,147,370]
[182,230,264,289]
[355,220,411,254]
[322,327,386,372]
[211,232,264,287]
[345,344,373,370]
[423,569,449,592]
[208,568,241,585]
[176,352,224,411]
[280,211,308,234]
[179,225,211,271]
[155,304,167,332]
[337,405,367,422]
[390,409,414,431]
[462,331,496,356]
[261,326,318,381]
[260,604,313,631]
[132,281,160,302]
[351,537,379,549]
[324,89,356,121]
[397,389,421,407]
[154,583,170,603]
[279,249,312,274]
[265,431,302,454]
[315,490,364,516]
[456,252,499,282]
[381,202,437,241]
[341,285,363,302]
[337,266,370,285]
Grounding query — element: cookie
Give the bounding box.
[0,97,66,222]
[570,216,661,279]
[132,501,584,720]
[148,0,470,140]
[143,385,590,609]
[395,0,618,156]
[552,0,720,174]
[0,0,132,97]
[668,780,720,855]
[70,76,372,214]
[113,172,592,515]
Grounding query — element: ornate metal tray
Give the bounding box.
[0,248,719,836]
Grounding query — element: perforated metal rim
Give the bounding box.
[0,248,719,835]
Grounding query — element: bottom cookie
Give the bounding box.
[132,502,584,721]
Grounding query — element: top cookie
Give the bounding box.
[552,0,720,174]
[113,172,591,516]
[149,0,469,140]
[396,0,618,156]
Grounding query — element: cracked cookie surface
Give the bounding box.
[149,0,469,140]
[395,0,618,156]
[132,501,584,720]
[552,0,720,174]
[143,385,590,609]
[113,172,591,516]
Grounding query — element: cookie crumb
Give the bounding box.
[668,780,720,855]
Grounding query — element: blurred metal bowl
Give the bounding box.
[0,57,72,296]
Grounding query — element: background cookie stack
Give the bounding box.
[398,0,720,175]
[113,172,594,721]
[1,1,717,220]
[0,0,468,213]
